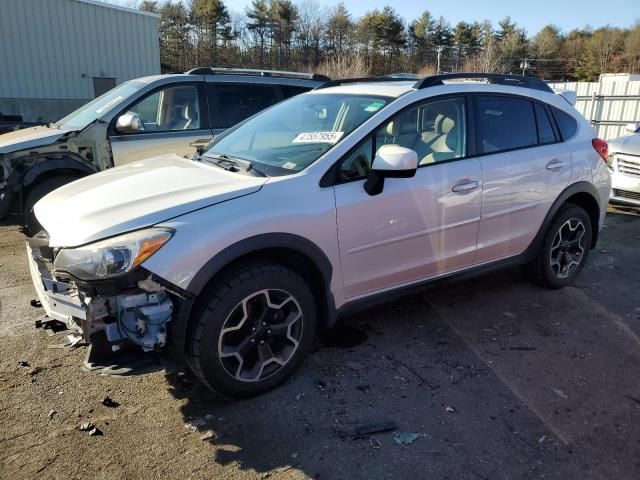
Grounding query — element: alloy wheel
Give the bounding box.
[549,218,586,279]
[217,289,303,382]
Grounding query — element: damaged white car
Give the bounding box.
[27,73,610,397]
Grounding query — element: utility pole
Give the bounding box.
[520,58,530,75]
[436,46,444,74]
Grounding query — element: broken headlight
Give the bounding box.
[53,228,173,280]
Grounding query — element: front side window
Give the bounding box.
[204,93,390,176]
[125,85,201,132]
[208,84,280,129]
[476,96,537,154]
[339,97,467,180]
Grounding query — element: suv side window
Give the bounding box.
[476,96,537,154]
[280,85,311,99]
[208,83,280,129]
[550,106,578,140]
[126,85,201,132]
[339,97,467,181]
[534,103,557,144]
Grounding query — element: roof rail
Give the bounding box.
[314,76,416,90]
[414,73,553,93]
[186,67,330,82]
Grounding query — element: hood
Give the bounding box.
[34,154,268,247]
[0,125,70,154]
[609,133,640,155]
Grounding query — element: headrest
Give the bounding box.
[385,120,400,137]
[434,114,454,134]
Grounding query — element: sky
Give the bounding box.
[222,0,639,35]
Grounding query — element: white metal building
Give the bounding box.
[549,74,640,140]
[0,0,160,123]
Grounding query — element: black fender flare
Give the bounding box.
[22,156,97,187]
[167,233,337,361]
[524,181,601,260]
[187,232,334,297]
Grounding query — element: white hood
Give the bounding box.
[609,133,640,156]
[34,154,268,247]
[0,125,69,154]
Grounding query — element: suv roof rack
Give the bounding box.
[314,76,415,90]
[186,67,330,82]
[414,73,553,93]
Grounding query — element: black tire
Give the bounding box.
[24,175,78,234]
[186,262,316,398]
[524,203,592,289]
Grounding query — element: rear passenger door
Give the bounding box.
[474,94,572,263]
[206,83,282,135]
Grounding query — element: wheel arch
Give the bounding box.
[22,156,96,189]
[186,233,337,332]
[526,181,602,259]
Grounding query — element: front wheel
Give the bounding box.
[524,204,592,289]
[186,262,316,398]
[24,175,79,234]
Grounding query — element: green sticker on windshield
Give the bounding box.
[364,101,385,112]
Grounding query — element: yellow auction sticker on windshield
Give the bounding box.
[292,132,344,144]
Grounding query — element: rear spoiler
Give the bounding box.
[552,88,577,106]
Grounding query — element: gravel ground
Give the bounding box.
[1,207,639,480]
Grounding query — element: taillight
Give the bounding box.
[592,138,608,163]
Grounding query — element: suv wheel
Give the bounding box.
[186,262,316,397]
[24,175,78,234]
[525,204,592,289]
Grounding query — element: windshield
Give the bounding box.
[204,93,390,176]
[55,80,147,130]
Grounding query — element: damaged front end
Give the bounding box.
[26,231,191,370]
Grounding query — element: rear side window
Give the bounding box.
[476,96,537,154]
[534,103,557,144]
[280,85,310,99]
[207,84,280,129]
[551,107,578,140]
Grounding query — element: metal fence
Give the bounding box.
[548,80,640,140]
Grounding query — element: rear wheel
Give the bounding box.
[186,262,316,398]
[24,175,78,234]
[524,204,592,289]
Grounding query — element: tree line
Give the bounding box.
[136,0,640,81]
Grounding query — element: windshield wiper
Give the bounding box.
[203,153,267,177]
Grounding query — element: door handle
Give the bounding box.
[546,159,566,171]
[452,180,479,193]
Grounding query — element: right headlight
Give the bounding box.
[53,228,173,281]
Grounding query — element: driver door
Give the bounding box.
[333,96,483,299]
[109,82,212,166]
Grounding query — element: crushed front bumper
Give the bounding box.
[26,240,88,330]
[26,239,177,364]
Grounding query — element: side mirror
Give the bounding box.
[625,122,640,134]
[115,113,142,134]
[364,145,418,196]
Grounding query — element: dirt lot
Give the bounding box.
[1,207,639,480]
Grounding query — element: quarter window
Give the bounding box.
[208,84,280,129]
[476,96,537,154]
[551,106,578,140]
[125,85,201,132]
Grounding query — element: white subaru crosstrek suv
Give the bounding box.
[27,73,611,397]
